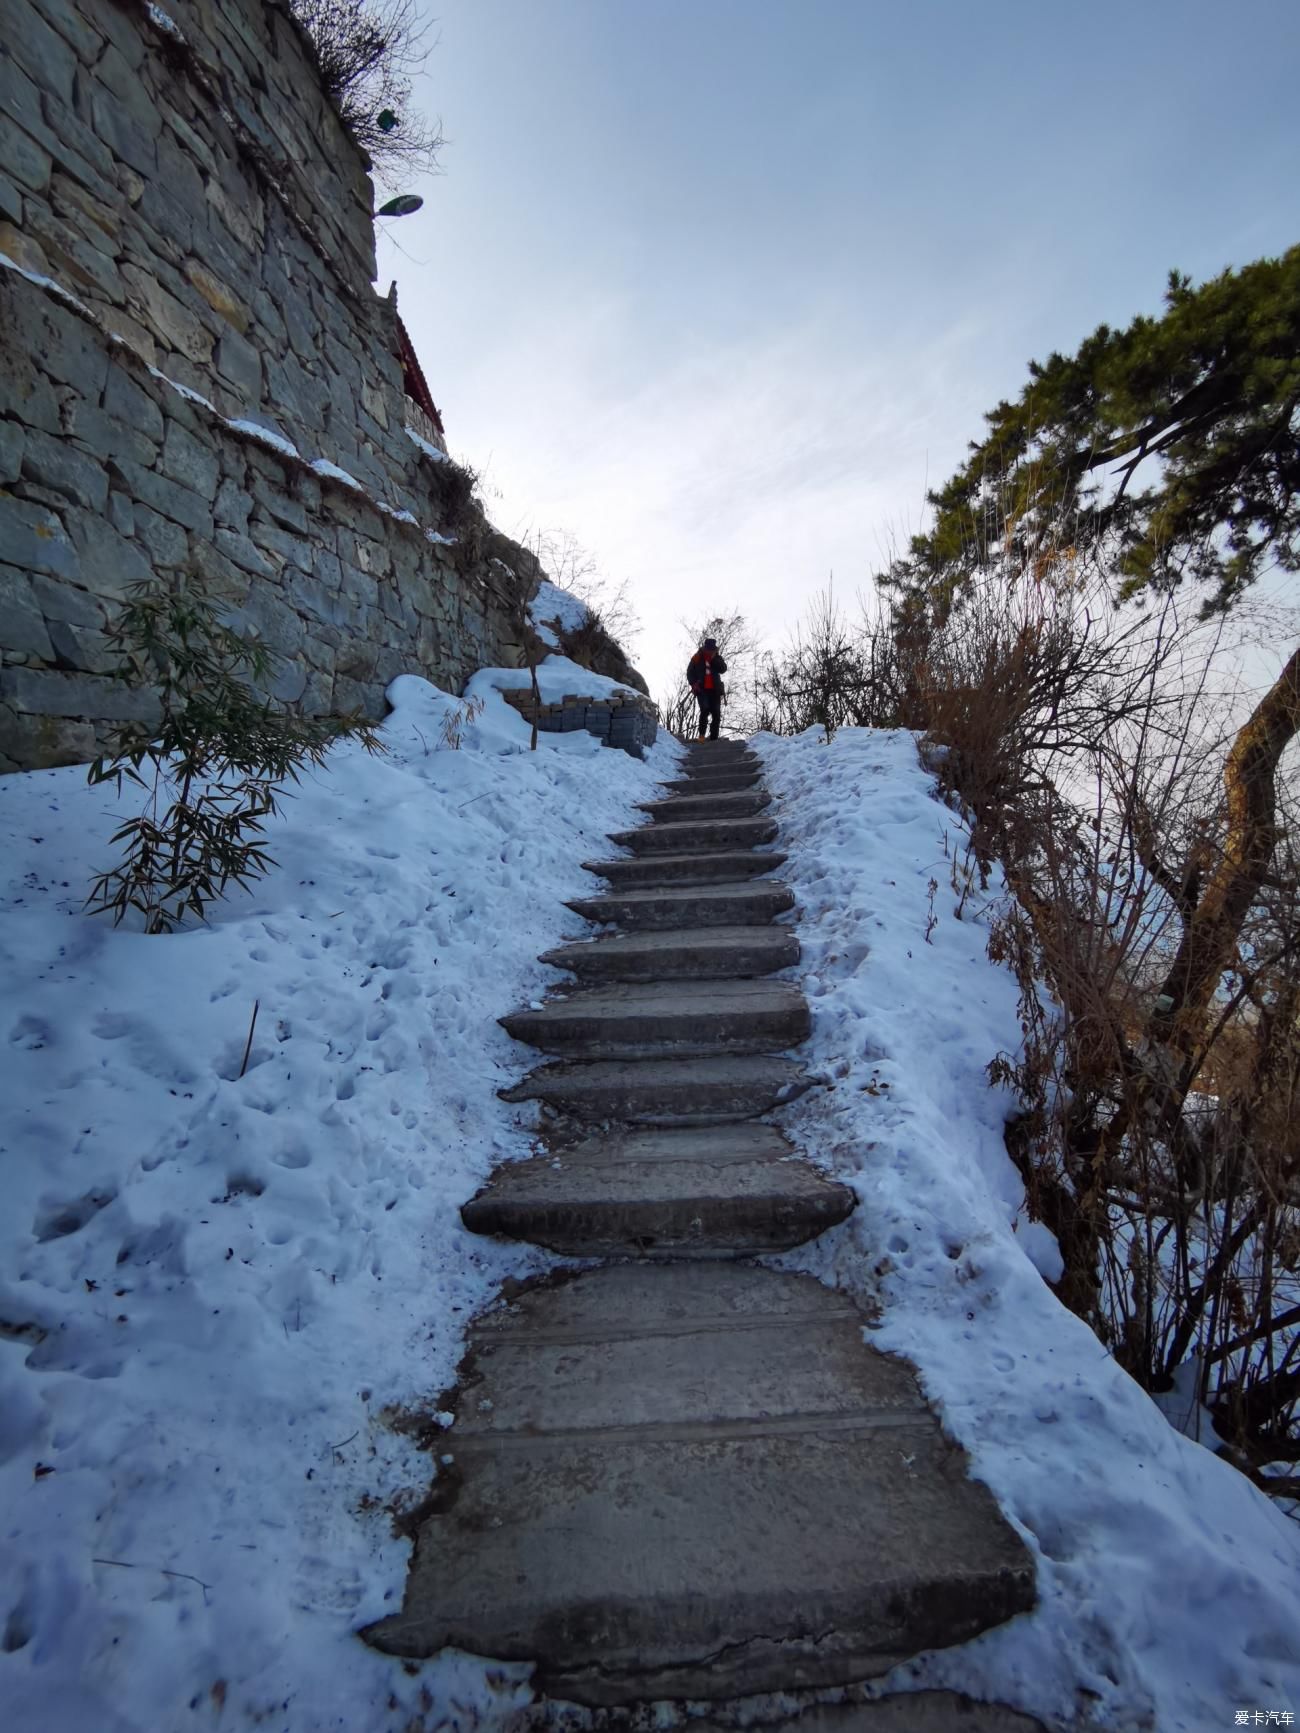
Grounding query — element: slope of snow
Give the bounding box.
[528,578,591,649]
[0,676,679,1733]
[757,725,1300,1733]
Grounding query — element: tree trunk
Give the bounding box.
[1154,645,1300,1058]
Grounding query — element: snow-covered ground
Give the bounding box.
[757,725,1300,1733]
[0,661,678,1733]
[5,694,1298,1733]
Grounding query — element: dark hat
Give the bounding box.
[703,637,717,650]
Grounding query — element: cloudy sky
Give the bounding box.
[376,0,1300,700]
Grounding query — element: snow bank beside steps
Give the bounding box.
[0,670,678,1733]
[759,725,1300,1733]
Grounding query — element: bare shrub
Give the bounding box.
[754,540,1300,1489]
[673,552,1300,1486]
[753,582,962,741]
[754,586,872,741]
[850,248,1300,1497]
[524,530,646,694]
[658,683,697,740]
[910,565,1190,867]
[288,0,442,183]
[535,530,642,650]
[560,610,632,678]
[908,572,1300,1492]
[989,759,1300,1492]
[426,455,481,542]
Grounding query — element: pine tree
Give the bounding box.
[884,243,1300,618]
[882,248,1300,1041]
[866,252,1300,1467]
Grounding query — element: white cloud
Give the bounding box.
[407,287,994,695]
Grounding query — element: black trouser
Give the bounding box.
[696,689,722,738]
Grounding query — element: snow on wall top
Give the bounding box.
[468,654,644,707]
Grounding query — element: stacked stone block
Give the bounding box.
[500,689,659,759]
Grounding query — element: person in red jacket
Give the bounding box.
[686,637,728,740]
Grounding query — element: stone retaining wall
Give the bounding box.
[0,0,600,771]
[3,0,388,472]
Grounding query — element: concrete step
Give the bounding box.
[364,1263,1037,1705]
[501,1053,811,1123]
[678,753,761,778]
[541,925,799,983]
[686,1695,1049,1732]
[583,850,787,889]
[499,1691,1047,1733]
[609,817,779,855]
[501,978,810,1058]
[639,790,771,821]
[684,738,754,755]
[660,771,763,795]
[567,880,797,930]
[461,1123,855,1257]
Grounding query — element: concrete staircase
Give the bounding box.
[365,739,1039,1721]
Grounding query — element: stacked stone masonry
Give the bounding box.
[500,689,659,758]
[0,0,571,770]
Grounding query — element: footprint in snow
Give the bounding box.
[115,1216,188,1273]
[215,1172,266,1203]
[25,1321,125,1381]
[9,1015,55,1052]
[91,1012,199,1085]
[289,1560,365,1616]
[270,1141,312,1170]
[369,938,413,971]
[33,1186,117,1243]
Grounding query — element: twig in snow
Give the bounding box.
[92,1557,212,1605]
[238,1000,260,1078]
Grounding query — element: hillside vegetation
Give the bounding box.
[757,246,1300,1496]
